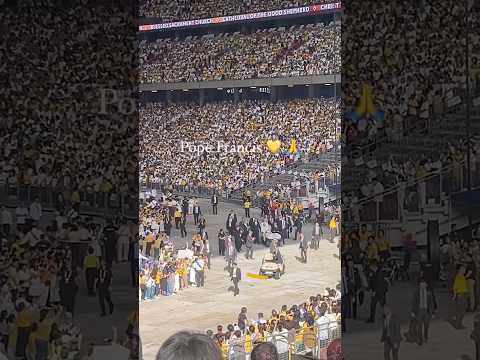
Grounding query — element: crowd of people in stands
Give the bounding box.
[342,135,480,223]
[341,0,480,221]
[343,0,472,142]
[140,0,336,21]
[1,6,137,199]
[208,288,341,359]
[139,197,212,300]
[0,198,140,359]
[341,221,480,353]
[154,287,341,360]
[140,98,340,195]
[140,22,340,84]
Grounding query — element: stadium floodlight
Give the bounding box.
[325,83,332,86]
[250,86,256,89]
[217,87,223,90]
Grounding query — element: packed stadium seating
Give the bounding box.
[140,0,336,20]
[140,98,340,194]
[140,22,340,83]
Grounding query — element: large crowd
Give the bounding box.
[343,0,470,144]
[341,221,480,357]
[209,288,341,359]
[139,23,340,84]
[140,0,337,21]
[1,4,141,360]
[0,199,139,359]
[341,0,480,221]
[1,6,138,199]
[140,98,340,195]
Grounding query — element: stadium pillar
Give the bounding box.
[270,86,277,102]
[308,84,315,98]
[234,88,240,103]
[199,89,205,106]
[166,90,172,104]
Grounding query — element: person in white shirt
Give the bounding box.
[0,206,13,236]
[55,211,67,231]
[24,225,44,247]
[78,222,92,242]
[193,257,205,288]
[315,307,330,349]
[118,219,132,262]
[15,203,29,233]
[272,323,289,354]
[29,198,42,222]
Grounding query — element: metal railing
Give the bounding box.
[222,321,342,360]
[0,184,138,218]
[343,159,480,223]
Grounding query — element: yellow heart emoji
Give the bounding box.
[266,139,281,153]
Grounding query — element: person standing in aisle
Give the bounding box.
[244,199,252,218]
[96,259,114,316]
[103,219,118,269]
[231,263,242,296]
[193,201,201,225]
[452,265,468,329]
[311,219,321,250]
[211,192,219,215]
[180,215,187,238]
[83,247,99,297]
[299,233,308,263]
[218,229,226,256]
[381,307,402,360]
[245,230,254,260]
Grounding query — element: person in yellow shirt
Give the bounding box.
[244,200,251,218]
[329,216,337,242]
[376,229,390,260]
[174,209,182,229]
[366,236,379,262]
[452,265,468,328]
[7,313,17,358]
[145,232,154,256]
[15,302,33,359]
[26,323,38,360]
[244,331,252,355]
[155,270,162,297]
[358,224,370,251]
[83,247,99,296]
[34,307,61,360]
[153,235,163,260]
[71,190,81,212]
[139,272,148,300]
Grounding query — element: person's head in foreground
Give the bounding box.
[156,331,223,360]
[251,342,279,360]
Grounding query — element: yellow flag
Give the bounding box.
[246,272,268,280]
[288,138,298,154]
[355,83,376,115]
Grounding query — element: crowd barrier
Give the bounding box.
[223,320,342,360]
[344,160,480,223]
[0,184,138,218]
